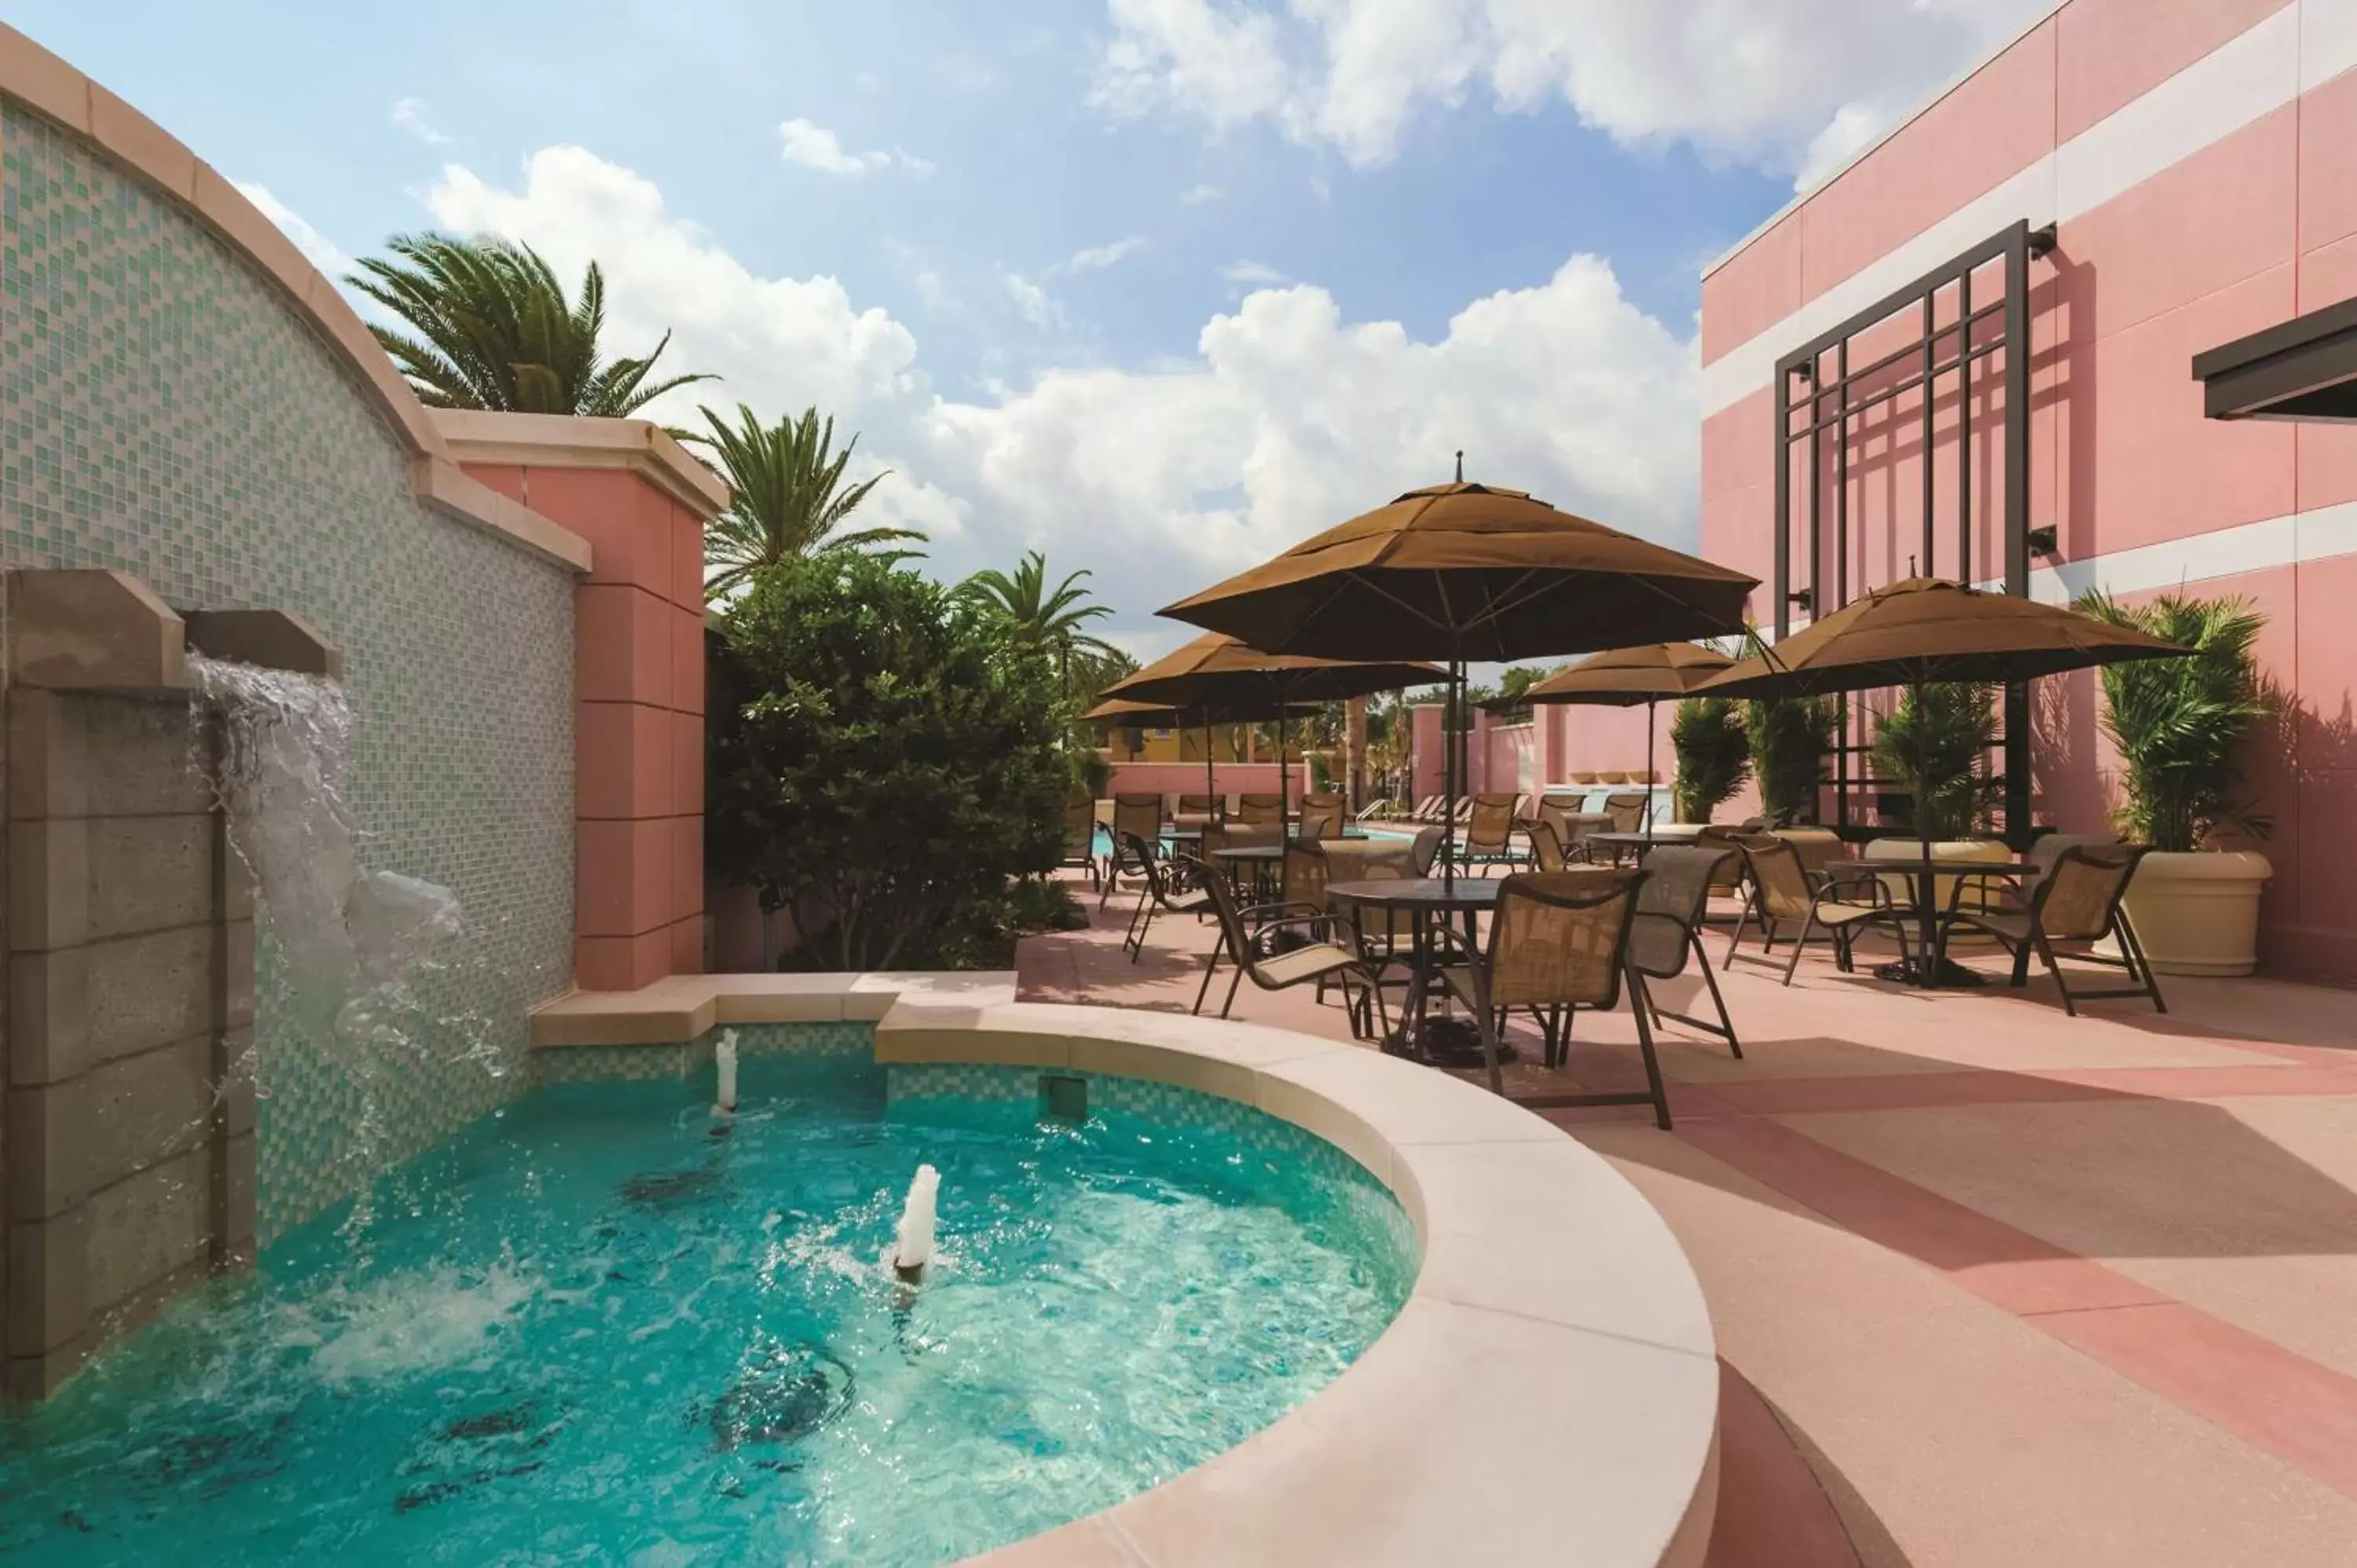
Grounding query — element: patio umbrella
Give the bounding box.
[1694,576,2187,982]
[1160,477,1757,886]
[1098,632,1442,830]
[1516,643,1736,840]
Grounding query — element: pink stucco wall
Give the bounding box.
[1699,0,2355,980]
[1105,762,1304,800]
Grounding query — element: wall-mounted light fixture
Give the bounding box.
[2025,525,2058,555]
[1787,588,1814,614]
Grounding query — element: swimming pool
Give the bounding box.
[0,1046,1411,1566]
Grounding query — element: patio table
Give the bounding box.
[1212,842,1285,901]
[1585,826,1706,863]
[1325,877,1505,1067]
[1821,855,2028,990]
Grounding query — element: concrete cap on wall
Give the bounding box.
[430,410,733,521]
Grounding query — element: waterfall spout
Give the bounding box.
[715,1030,739,1115]
[892,1165,939,1284]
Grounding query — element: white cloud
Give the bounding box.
[777,117,928,176]
[1218,258,1288,288]
[390,97,452,146]
[413,145,1699,622]
[1180,182,1223,203]
[1065,236,1147,272]
[1092,0,2052,185]
[1001,270,1061,330]
[233,181,353,280]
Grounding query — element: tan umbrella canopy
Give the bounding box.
[1100,632,1442,824]
[1695,577,2187,987]
[1518,643,1737,834]
[1161,476,1758,883]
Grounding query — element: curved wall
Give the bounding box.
[0,95,577,1236]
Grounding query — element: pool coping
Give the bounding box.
[533,975,1721,1567]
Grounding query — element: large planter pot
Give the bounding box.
[2118,849,2273,976]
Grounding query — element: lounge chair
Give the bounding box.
[1190,852,1387,1031]
[1728,833,1911,985]
[1061,795,1101,891]
[1942,844,2164,1016]
[1435,869,1673,1128]
[1630,845,1742,1057]
[1101,794,1164,907]
[1118,831,1211,960]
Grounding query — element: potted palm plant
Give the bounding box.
[2076,591,2273,975]
[1865,683,2012,921]
[1670,696,1750,822]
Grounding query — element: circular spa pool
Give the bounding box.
[0,1049,1413,1566]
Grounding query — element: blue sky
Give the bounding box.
[7,0,2043,657]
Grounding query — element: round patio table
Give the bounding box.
[1213,842,1285,900]
[1585,826,1706,863]
[1821,855,2028,989]
[1325,877,1504,1065]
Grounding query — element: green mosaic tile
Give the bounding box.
[1,104,575,1244]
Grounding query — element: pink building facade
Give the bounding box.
[1700,0,2357,983]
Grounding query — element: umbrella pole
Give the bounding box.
[1442,661,1460,892]
[1915,675,1936,987]
[1279,709,1291,837]
[1645,698,1659,843]
[1204,713,1215,819]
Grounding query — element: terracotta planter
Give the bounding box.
[2118,849,2273,976]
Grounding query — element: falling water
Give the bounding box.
[892,1165,940,1284]
[187,654,504,1187]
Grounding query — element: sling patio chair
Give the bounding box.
[1629,845,1743,1057]
[1452,793,1524,874]
[1602,791,1651,834]
[1190,852,1387,1035]
[1771,825,1847,887]
[1941,843,2165,1017]
[1061,795,1101,891]
[1236,793,1284,826]
[1728,833,1912,985]
[1175,793,1222,827]
[1102,794,1165,907]
[1433,868,1676,1129]
[1119,830,1214,961]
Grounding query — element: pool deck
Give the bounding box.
[1025,871,2357,1566]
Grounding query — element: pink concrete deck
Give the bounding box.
[1027,871,2357,1566]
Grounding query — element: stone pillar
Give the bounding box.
[432,414,728,994]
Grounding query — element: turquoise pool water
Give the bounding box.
[0,1052,1410,1566]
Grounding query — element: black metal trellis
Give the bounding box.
[1770,219,2055,847]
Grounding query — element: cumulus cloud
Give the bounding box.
[1092,0,2051,187]
[1218,258,1288,288]
[1180,181,1223,203]
[233,181,353,279]
[778,117,928,176]
[412,145,1696,620]
[391,97,452,146]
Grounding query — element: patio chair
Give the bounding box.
[1102,794,1164,907]
[1118,831,1212,960]
[1175,793,1222,827]
[1236,793,1283,826]
[1190,852,1387,1032]
[1451,796,1476,825]
[1302,790,1343,822]
[1453,793,1523,874]
[1061,795,1101,891]
[1603,791,1650,834]
[1528,819,1571,872]
[1435,869,1673,1128]
[1728,833,1911,984]
[1942,844,2165,1016]
[1630,845,1742,1057]
[1772,825,1846,886]
[1297,797,1343,841]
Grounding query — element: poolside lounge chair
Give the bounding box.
[1190,852,1387,1032]
[1119,831,1211,960]
[1435,869,1674,1128]
[1630,845,1742,1057]
[1942,843,2165,1016]
[1061,796,1101,891]
[1102,794,1164,907]
[1728,833,1911,985]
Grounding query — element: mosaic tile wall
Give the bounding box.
[0,103,577,1241]
[529,1022,877,1086]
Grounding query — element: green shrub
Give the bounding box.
[2076,591,2272,852]
[1670,697,1750,823]
[1872,683,2000,840]
[1747,692,1835,826]
[708,553,1072,969]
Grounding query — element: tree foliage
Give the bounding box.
[348,233,709,416]
[2076,590,2272,852]
[1670,697,1750,823]
[690,403,922,599]
[1872,683,2001,841]
[1746,692,1835,826]
[707,554,1072,969]
[959,551,1121,669]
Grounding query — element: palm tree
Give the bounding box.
[959,551,1120,668]
[347,233,709,416]
[688,403,923,599]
